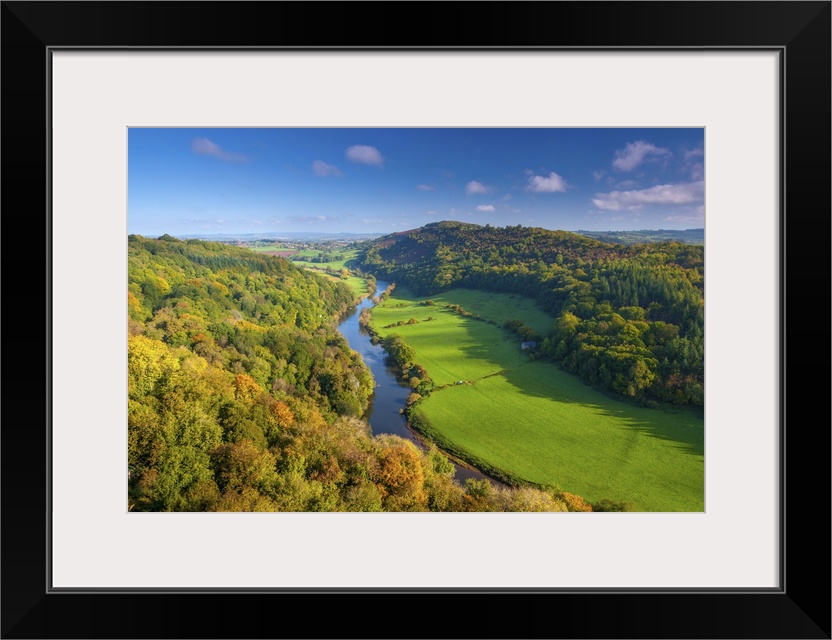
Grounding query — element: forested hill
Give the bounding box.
[358,221,704,407]
[129,234,358,327]
[127,234,584,512]
[128,234,377,510]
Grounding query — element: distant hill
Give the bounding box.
[173,231,385,243]
[575,229,704,245]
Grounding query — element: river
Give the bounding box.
[337,280,494,485]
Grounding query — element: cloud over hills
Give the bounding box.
[592,181,704,211]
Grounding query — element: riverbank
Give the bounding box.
[336,278,501,487]
[367,284,705,512]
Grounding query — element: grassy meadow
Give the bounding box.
[289,249,366,296]
[315,272,370,298]
[371,287,704,512]
[247,246,368,298]
[247,244,298,255]
[290,248,360,271]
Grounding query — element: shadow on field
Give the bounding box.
[449,321,704,459]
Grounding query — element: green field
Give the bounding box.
[292,249,366,297]
[291,248,360,271]
[344,275,370,297]
[244,246,369,296]
[247,244,296,254]
[312,271,370,298]
[371,287,704,512]
[289,248,320,259]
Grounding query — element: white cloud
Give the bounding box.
[592,200,623,211]
[191,138,247,162]
[346,145,384,166]
[526,171,567,193]
[465,180,492,195]
[417,184,435,191]
[500,193,511,202]
[612,141,670,171]
[476,204,495,212]
[593,170,606,181]
[425,210,440,216]
[684,147,704,161]
[592,181,704,211]
[312,160,342,177]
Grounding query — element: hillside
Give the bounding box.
[358,221,704,407]
[127,235,583,512]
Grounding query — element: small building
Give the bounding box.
[521,341,537,351]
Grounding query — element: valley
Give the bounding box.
[367,285,703,512]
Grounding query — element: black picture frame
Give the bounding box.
[2,2,829,638]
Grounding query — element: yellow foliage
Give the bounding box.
[128,335,180,399]
[235,319,267,333]
[128,291,144,319]
[150,272,171,295]
[559,491,593,512]
[211,486,276,512]
[211,440,277,492]
[233,373,263,401]
[373,438,427,511]
[180,353,208,376]
[270,400,295,428]
[501,486,568,512]
[210,281,229,297]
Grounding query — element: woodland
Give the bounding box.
[128,233,596,512]
[359,221,704,407]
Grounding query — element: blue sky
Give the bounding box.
[128,128,704,236]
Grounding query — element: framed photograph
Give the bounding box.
[3,2,829,638]
[126,125,708,517]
